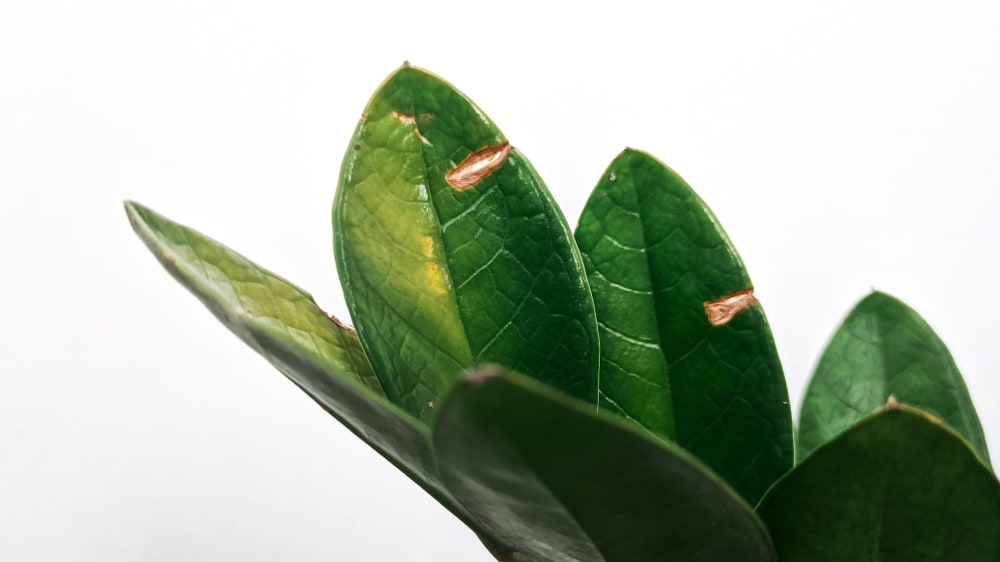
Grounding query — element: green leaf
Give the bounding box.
[758,405,1000,561]
[334,64,599,422]
[124,201,475,526]
[798,291,989,463]
[433,365,778,562]
[574,148,793,504]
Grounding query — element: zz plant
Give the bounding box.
[126,63,1000,561]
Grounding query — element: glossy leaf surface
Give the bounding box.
[433,365,777,562]
[574,149,792,504]
[334,65,599,422]
[124,201,475,525]
[758,405,1000,561]
[798,291,989,463]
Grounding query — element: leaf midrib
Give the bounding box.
[622,164,676,441]
[407,90,478,370]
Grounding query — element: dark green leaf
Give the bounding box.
[433,365,777,562]
[574,148,793,504]
[798,291,989,463]
[124,201,475,526]
[334,64,599,422]
[758,404,1000,561]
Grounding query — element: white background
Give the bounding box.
[2,1,999,560]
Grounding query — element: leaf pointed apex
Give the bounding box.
[123,202,489,531]
[574,149,792,504]
[123,199,145,224]
[886,394,900,410]
[335,66,599,422]
[861,290,900,307]
[798,291,990,464]
[615,146,650,163]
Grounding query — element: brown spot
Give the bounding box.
[427,401,435,409]
[704,288,758,327]
[359,113,367,122]
[390,111,417,125]
[328,314,356,333]
[390,111,432,146]
[353,144,361,151]
[445,141,514,190]
[886,394,900,410]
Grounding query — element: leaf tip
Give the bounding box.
[858,289,906,312]
[885,394,900,410]
[387,60,435,84]
[123,199,142,223]
[123,200,156,241]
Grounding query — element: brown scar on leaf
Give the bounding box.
[885,394,900,410]
[390,111,432,145]
[327,313,356,334]
[704,288,758,327]
[390,111,417,125]
[427,401,435,409]
[359,112,367,122]
[445,141,514,190]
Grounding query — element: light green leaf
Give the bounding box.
[758,404,1000,561]
[574,149,793,504]
[334,64,599,422]
[124,201,474,525]
[798,291,989,463]
[433,365,777,562]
